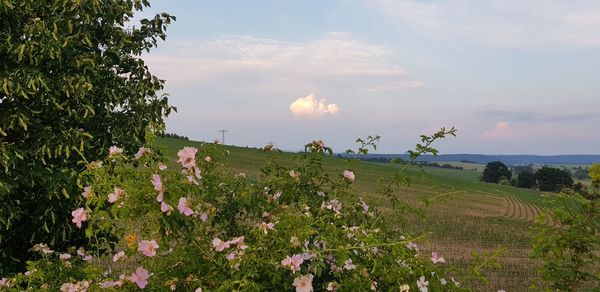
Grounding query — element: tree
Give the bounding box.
[534,167,574,192]
[516,172,535,188]
[481,161,512,184]
[0,0,174,272]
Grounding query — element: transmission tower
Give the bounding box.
[219,129,228,145]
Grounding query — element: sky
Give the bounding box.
[137,0,600,155]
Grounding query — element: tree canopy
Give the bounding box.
[0,0,174,272]
[534,167,574,192]
[481,161,512,184]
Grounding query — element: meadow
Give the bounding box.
[155,137,555,291]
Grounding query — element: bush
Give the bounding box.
[0,131,477,291]
[532,164,600,289]
[0,0,175,272]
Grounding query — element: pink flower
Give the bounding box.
[257,222,275,234]
[326,199,342,214]
[130,267,149,289]
[109,146,123,157]
[160,201,173,214]
[204,156,212,163]
[151,174,165,202]
[342,170,355,183]
[71,208,87,228]
[134,147,151,160]
[360,200,369,213]
[177,197,194,216]
[0,278,10,287]
[158,162,168,170]
[81,186,92,199]
[225,252,236,260]
[272,191,282,200]
[228,236,248,250]
[431,252,445,264]
[100,281,123,288]
[138,240,159,257]
[417,276,429,292]
[212,237,231,252]
[406,242,418,251]
[199,212,208,222]
[59,253,71,261]
[176,147,198,168]
[108,187,123,203]
[343,258,356,270]
[151,174,163,192]
[112,251,126,262]
[282,254,304,273]
[293,274,314,292]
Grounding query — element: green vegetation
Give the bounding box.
[534,167,574,192]
[154,137,554,290]
[481,161,512,184]
[0,0,174,272]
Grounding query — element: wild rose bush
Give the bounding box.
[0,132,467,291]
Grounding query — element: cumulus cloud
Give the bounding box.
[144,33,421,91]
[370,0,600,47]
[482,121,517,139]
[289,94,340,117]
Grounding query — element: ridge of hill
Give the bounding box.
[342,153,600,165]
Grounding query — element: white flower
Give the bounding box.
[440,278,447,285]
[400,284,410,292]
[417,276,429,292]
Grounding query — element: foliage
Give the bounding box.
[0,0,175,272]
[0,130,481,291]
[532,164,600,290]
[534,167,574,192]
[516,172,535,189]
[156,132,189,140]
[481,161,511,184]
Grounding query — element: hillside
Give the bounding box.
[155,137,555,290]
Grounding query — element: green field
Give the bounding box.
[154,137,555,290]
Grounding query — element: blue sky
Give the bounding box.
[138,1,600,154]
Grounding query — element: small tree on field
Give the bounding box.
[0,0,174,272]
[534,167,574,192]
[481,161,511,184]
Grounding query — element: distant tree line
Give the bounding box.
[481,161,577,192]
[157,132,189,140]
[351,157,469,170]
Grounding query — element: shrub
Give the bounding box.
[0,131,475,291]
[0,0,175,272]
[532,164,600,290]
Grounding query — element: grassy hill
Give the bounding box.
[154,137,554,290]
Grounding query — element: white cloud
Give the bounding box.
[289,94,340,117]
[370,0,600,47]
[482,121,517,139]
[144,33,421,91]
